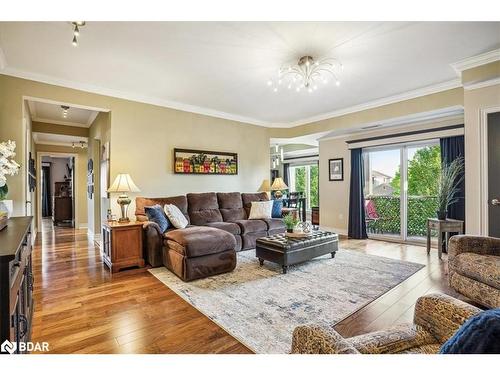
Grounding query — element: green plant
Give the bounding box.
[0,184,7,200]
[283,213,299,230]
[437,157,464,215]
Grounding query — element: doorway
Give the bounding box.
[363,140,441,243]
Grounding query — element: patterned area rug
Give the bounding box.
[149,249,424,353]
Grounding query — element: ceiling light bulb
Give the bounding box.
[296,87,300,92]
[336,80,340,87]
[273,87,278,93]
[341,64,344,71]
[74,25,80,37]
[287,84,292,89]
[72,143,75,148]
[267,80,272,86]
[313,85,318,90]
[308,88,313,93]
[278,80,282,85]
[323,79,328,84]
[81,142,85,148]
[275,145,279,153]
[72,36,78,46]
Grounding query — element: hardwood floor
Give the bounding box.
[31,220,464,354]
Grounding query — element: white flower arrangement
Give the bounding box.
[0,140,20,189]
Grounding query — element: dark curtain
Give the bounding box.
[42,166,52,217]
[283,163,290,187]
[440,135,465,222]
[348,148,368,239]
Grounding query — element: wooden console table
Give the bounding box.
[426,218,464,259]
[0,217,34,354]
[102,221,144,273]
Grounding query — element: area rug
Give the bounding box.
[149,249,424,353]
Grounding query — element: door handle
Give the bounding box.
[492,199,500,206]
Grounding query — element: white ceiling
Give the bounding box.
[1,22,499,126]
[27,100,99,127]
[33,132,88,147]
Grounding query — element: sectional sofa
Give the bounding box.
[135,192,285,281]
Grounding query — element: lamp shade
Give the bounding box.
[271,177,288,191]
[258,179,271,192]
[107,173,141,193]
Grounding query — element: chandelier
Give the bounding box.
[267,55,343,93]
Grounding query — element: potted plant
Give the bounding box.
[436,157,464,220]
[0,140,21,218]
[283,213,299,233]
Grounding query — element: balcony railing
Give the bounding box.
[365,195,438,237]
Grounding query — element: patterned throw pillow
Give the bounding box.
[271,199,283,218]
[144,204,171,233]
[248,200,273,219]
[440,308,500,354]
[164,204,189,229]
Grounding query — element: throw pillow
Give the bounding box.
[248,200,273,220]
[164,204,189,229]
[440,308,500,354]
[144,204,171,233]
[271,199,283,218]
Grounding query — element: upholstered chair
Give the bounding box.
[291,293,481,354]
[448,235,500,308]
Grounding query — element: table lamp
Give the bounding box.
[271,177,288,199]
[258,179,271,198]
[107,173,141,222]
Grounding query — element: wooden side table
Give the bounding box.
[101,221,145,273]
[426,218,464,259]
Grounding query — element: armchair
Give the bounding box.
[291,293,481,354]
[448,235,500,308]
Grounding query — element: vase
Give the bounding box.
[436,210,448,220]
[0,200,13,218]
[286,228,294,233]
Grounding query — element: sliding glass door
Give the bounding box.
[363,141,440,243]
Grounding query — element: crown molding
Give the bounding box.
[1,66,462,129]
[32,116,91,128]
[86,111,99,126]
[286,79,462,127]
[463,77,500,91]
[1,67,270,127]
[451,48,500,75]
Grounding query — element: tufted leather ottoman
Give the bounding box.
[255,231,338,273]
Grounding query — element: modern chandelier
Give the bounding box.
[71,21,85,46]
[267,55,343,93]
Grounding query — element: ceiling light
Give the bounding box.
[61,105,70,118]
[70,21,85,46]
[268,55,343,94]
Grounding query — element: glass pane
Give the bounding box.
[363,148,401,238]
[292,166,306,194]
[309,164,319,207]
[406,144,440,240]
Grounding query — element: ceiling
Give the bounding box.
[27,100,99,127]
[1,22,499,126]
[33,132,88,148]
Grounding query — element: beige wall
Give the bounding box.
[35,144,88,229]
[464,83,500,235]
[0,74,270,224]
[32,121,89,137]
[462,61,500,84]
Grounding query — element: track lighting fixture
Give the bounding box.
[70,22,85,46]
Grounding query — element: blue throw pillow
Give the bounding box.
[440,308,500,354]
[271,199,283,218]
[144,204,171,233]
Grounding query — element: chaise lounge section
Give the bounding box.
[135,191,285,281]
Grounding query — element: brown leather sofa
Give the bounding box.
[135,192,285,281]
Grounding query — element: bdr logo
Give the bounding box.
[1,339,49,354]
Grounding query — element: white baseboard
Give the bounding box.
[78,223,88,229]
[319,225,348,236]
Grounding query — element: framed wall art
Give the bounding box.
[174,148,238,175]
[329,158,344,181]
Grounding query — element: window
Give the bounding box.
[288,162,319,210]
[363,141,441,242]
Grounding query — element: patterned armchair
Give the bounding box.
[291,293,481,354]
[448,235,500,308]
